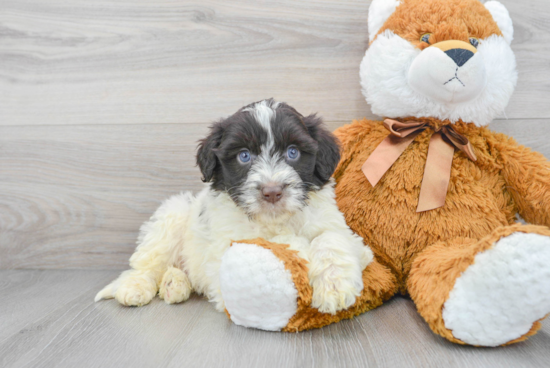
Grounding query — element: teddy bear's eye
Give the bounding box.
[469,37,479,48]
[420,33,432,44]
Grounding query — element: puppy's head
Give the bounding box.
[196,99,340,219]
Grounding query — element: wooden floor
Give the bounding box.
[0,270,549,368]
[1,0,550,367]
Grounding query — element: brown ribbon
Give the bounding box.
[362,119,477,212]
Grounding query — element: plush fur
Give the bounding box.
[217,0,550,344]
[442,231,550,346]
[221,238,397,332]
[332,0,550,346]
[360,0,517,126]
[95,100,372,321]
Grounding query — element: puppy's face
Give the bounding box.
[197,99,340,219]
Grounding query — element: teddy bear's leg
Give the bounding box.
[220,238,397,332]
[219,238,309,331]
[408,224,550,346]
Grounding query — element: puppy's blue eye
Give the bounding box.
[469,37,479,48]
[238,150,251,163]
[287,147,300,160]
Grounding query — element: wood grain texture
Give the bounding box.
[0,123,206,269]
[0,270,548,368]
[2,0,550,128]
[1,119,549,269]
[0,0,373,126]
[1,1,550,366]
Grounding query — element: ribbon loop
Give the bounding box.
[383,119,428,138]
[441,125,477,161]
[362,119,477,212]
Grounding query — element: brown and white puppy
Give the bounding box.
[95,99,372,325]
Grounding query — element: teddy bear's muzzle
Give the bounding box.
[408,39,488,104]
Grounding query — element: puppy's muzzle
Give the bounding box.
[261,185,283,204]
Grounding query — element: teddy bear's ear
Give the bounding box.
[368,0,401,42]
[484,1,514,45]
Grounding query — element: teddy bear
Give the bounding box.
[219,0,550,347]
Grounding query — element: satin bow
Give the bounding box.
[362,119,477,212]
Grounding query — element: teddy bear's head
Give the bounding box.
[361,0,517,126]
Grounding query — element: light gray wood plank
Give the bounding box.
[0,123,207,269]
[490,119,550,155]
[502,0,550,120]
[0,0,373,126]
[0,270,118,344]
[1,119,548,270]
[1,0,550,128]
[0,270,548,368]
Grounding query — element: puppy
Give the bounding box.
[95,99,372,314]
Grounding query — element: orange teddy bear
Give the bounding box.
[221,0,550,347]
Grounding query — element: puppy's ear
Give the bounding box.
[303,114,341,185]
[196,122,224,182]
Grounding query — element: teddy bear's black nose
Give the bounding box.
[445,48,474,67]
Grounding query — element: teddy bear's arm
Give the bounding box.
[499,138,550,227]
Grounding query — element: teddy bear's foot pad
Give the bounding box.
[443,232,550,346]
[220,242,298,331]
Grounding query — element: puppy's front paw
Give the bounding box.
[159,267,192,304]
[310,268,362,314]
[114,275,157,307]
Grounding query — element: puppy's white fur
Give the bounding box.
[95,182,372,314]
[96,101,372,315]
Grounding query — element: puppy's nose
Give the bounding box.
[261,185,283,203]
